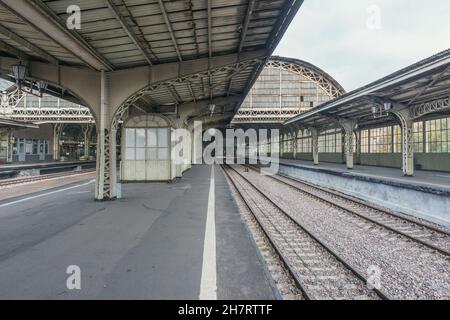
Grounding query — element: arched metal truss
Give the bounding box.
[233,56,345,124]
[0,85,94,124]
[112,57,263,130]
[410,96,450,119]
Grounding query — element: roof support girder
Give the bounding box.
[0,38,31,61]
[1,0,113,71]
[106,0,155,66]
[157,0,182,62]
[0,24,58,64]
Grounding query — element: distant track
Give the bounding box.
[246,164,450,257]
[0,169,95,187]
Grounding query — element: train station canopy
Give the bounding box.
[0,0,303,126]
[285,49,450,130]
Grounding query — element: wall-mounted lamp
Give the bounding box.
[372,103,390,119]
[36,80,48,96]
[11,63,27,89]
[371,106,379,115]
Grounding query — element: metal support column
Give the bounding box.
[95,70,117,200]
[392,107,414,176]
[401,119,415,176]
[340,120,358,170]
[310,128,319,165]
[6,130,13,163]
[355,129,362,165]
[109,125,117,199]
[292,128,298,159]
[82,124,93,160]
[279,130,284,158]
[53,124,64,161]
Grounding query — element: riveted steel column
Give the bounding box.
[109,124,117,199]
[310,128,319,165]
[403,120,414,176]
[392,108,414,176]
[82,124,93,160]
[340,120,358,170]
[355,129,362,165]
[53,124,63,161]
[7,130,13,163]
[95,70,109,200]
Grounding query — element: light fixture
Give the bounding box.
[372,106,379,114]
[12,63,27,88]
[383,102,392,111]
[36,80,48,96]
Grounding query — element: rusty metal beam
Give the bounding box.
[157,0,182,62]
[1,0,113,71]
[207,0,212,58]
[106,0,154,65]
[238,0,256,53]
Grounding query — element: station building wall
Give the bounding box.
[279,153,450,172]
[359,154,402,169]
[414,153,450,172]
[11,124,54,163]
[275,115,450,173]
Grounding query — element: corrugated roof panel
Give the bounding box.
[1,0,303,124]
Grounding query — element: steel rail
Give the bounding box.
[222,164,310,300]
[246,164,450,257]
[223,164,390,300]
[0,169,95,187]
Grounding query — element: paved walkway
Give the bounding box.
[0,165,275,300]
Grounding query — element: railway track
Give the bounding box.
[0,169,96,187]
[246,164,450,257]
[222,164,390,300]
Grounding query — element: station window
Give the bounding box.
[287,134,294,153]
[337,131,343,152]
[281,134,288,153]
[393,125,402,153]
[125,128,169,161]
[360,119,450,154]
[425,118,450,153]
[370,126,392,153]
[413,122,424,153]
[273,135,280,153]
[360,130,369,153]
[319,129,341,153]
[297,130,312,153]
[318,133,326,153]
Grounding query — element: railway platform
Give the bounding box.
[0,165,276,300]
[274,158,450,227]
